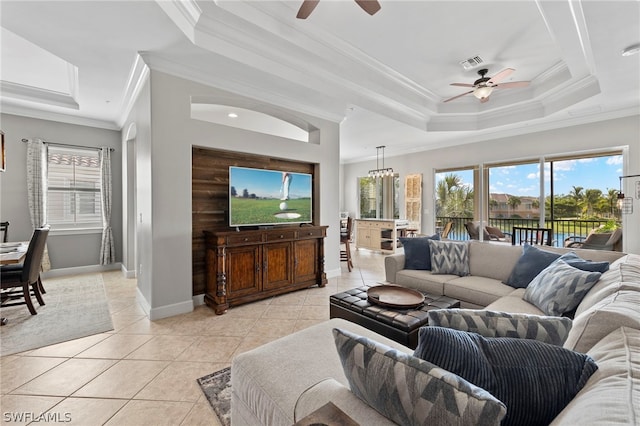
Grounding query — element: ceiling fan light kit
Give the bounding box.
[473,86,494,100]
[297,0,381,19]
[444,68,530,103]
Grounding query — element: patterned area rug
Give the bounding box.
[198,367,231,426]
[0,273,114,356]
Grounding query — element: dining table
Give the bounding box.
[0,242,28,326]
[0,241,28,265]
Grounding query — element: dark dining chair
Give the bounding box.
[511,226,552,246]
[340,216,354,272]
[0,221,9,243]
[1,226,49,315]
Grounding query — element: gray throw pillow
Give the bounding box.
[332,328,506,426]
[399,234,440,270]
[428,240,470,276]
[503,244,561,288]
[413,327,598,426]
[427,309,573,346]
[524,258,602,316]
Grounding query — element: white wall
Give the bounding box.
[121,70,341,320]
[343,115,640,254]
[0,113,123,270]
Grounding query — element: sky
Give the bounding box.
[437,154,623,197]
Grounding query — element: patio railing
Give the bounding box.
[436,216,613,248]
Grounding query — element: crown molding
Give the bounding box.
[1,101,119,130]
[0,81,79,110]
[116,54,151,128]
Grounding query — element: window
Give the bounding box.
[358,175,399,219]
[47,146,102,229]
[436,151,622,245]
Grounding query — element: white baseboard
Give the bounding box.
[192,294,205,306]
[42,262,122,279]
[135,288,193,320]
[325,267,342,279]
[120,264,136,279]
[149,299,194,320]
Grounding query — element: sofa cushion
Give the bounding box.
[551,327,640,425]
[576,255,640,316]
[524,259,602,316]
[429,240,470,276]
[231,318,412,426]
[294,378,397,425]
[333,327,507,426]
[564,290,640,353]
[444,276,514,307]
[484,289,546,315]
[395,269,455,295]
[468,241,523,282]
[504,244,561,288]
[414,327,598,426]
[399,234,440,270]
[427,309,573,346]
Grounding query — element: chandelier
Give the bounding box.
[368,145,394,178]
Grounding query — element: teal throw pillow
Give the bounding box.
[399,234,440,270]
[559,251,610,273]
[503,244,561,288]
[413,326,598,426]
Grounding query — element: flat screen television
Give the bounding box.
[229,166,313,227]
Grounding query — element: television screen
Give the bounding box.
[229,166,313,227]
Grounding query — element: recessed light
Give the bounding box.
[622,43,640,57]
[228,112,238,118]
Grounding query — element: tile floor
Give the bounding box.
[0,250,386,425]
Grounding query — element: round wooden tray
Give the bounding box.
[367,285,425,309]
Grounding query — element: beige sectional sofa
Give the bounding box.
[231,241,640,425]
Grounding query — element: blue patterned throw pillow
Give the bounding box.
[413,327,598,426]
[428,240,470,276]
[399,234,440,270]
[524,258,602,316]
[503,244,561,288]
[332,328,506,426]
[559,251,610,273]
[427,309,573,346]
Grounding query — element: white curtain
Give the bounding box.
[26,138,51,271]
[99,147,115,264]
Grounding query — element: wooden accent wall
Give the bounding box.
[192,147,315,296]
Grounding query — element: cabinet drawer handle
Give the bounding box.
[308,232,313,236]
[244,237,249,242]
[280,234,284,238]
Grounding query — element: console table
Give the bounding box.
[204,226,328,314]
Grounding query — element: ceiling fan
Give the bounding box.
[296,0,381,19]
[443,68,530,103]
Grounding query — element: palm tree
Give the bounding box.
[606,188,619,217]
[436,173,463,216]
[583,188,603,217]
[507,196,522,217]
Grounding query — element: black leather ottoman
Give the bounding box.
[329,286,460,349]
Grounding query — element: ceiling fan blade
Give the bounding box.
[488,68,515,85]
[443,90,474,103]
[450,83,475,88]
[495,81,530,89]
[355,0,381,15]
[297,0,320,19]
